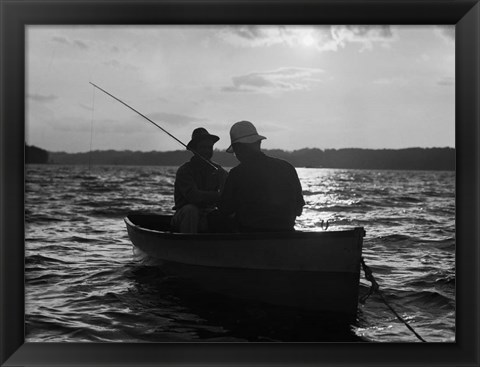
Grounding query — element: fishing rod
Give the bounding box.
[89,82,218,171]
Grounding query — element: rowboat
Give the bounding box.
[125,213,365,322]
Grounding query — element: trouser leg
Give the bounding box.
[171,204,200,233]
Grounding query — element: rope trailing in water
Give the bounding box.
[360,257,427,342]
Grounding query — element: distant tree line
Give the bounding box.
[45,147,455,171]
[25,145,49,164]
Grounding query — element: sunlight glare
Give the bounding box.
[300,33,316,47]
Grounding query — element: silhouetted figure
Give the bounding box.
[171,128,228,233]
[219,121,305,232]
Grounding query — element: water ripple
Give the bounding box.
[25,165,455,343]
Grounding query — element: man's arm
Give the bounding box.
[212,164,229,193]
[175,166,220,207]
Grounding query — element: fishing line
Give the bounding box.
[89,84,96,171]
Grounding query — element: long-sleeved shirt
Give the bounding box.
[219,152,305,232]
[173,157,228,210]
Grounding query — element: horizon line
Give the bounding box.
[27,145,455,155]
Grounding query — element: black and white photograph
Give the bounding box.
[23,24,458,343]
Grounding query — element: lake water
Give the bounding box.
[25,164,455,342]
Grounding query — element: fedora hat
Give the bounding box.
[226,121,266,153]
[186,127,219,150]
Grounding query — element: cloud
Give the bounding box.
[73,40,88,50]
[437,76,454,86]
[28,93,58,103]
[219,26,286,47]
[218,25,395,52]
[434,26,455,43]
[52,35,90,50]
[223,67,325,93]
[231,26,271,42]
[147,112,208,125]
[219,26,339,51]
[52,36,69,45]
[333,25,393,40]
[331,25,395,51]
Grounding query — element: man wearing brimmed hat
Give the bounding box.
[171,127,228,233]
[219,121,305,232]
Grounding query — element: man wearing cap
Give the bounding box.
[219,121,305,232]
[171,127,228,233]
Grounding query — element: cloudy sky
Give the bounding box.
[26,25,455,153]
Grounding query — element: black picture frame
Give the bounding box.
[1,0,478,366]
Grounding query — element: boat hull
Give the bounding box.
[125,214,364,321]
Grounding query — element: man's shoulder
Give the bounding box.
[227,164,241,175]
[265,155,295,169]
[176,161,194,174]
[177,161,191,169]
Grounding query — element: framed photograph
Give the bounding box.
[1,0,479,366]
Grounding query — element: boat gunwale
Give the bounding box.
[125,214,366,241]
